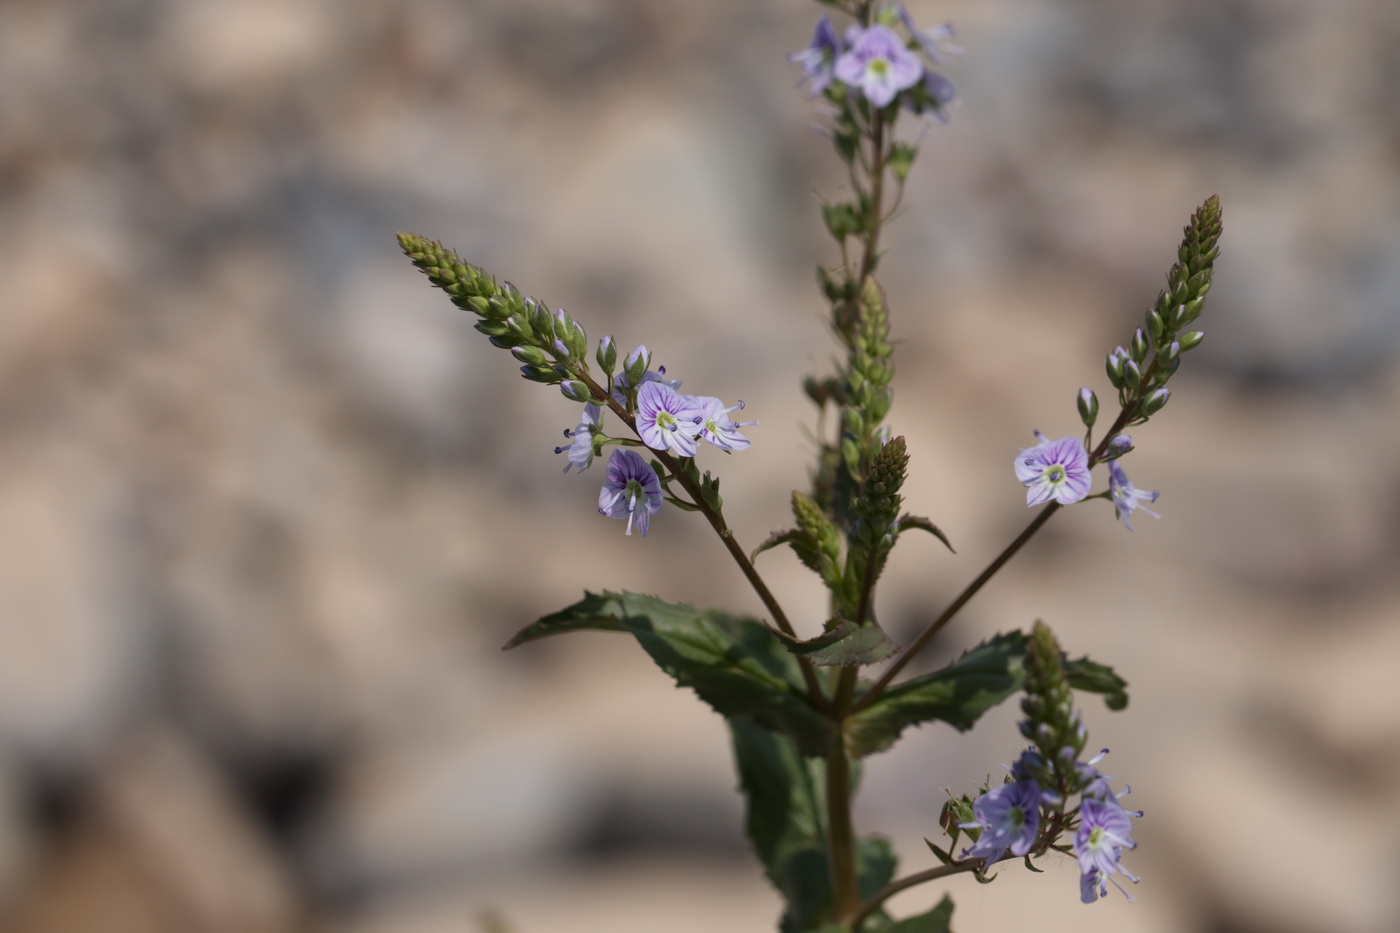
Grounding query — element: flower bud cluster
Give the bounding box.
[955,622,1141,904]
[398,233,757,540]
[1104,195,1222,422]
[840,278,895,478]
[397,233,596,403]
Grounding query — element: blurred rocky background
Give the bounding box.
[1,0,1398,931]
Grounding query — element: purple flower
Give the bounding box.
[1108,461,1160,532]
[598,449,663,537]
[555,404,602,473]
[960,780,1041,865]
[1074,797,1139,903]
[1015,431,1091,507]
[894,4,962,63]
[834,25,923,108]
[695,396,756,451]
[635,381,704,457]
[788,15,840,95]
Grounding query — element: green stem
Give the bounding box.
[826,666,861,923]
[858,110,886,284]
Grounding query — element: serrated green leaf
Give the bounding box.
[730,717,830,933]
[847,632,1131,758]
[510,592,835,756]
[500,589,627,648]
[780,619,899,668]
[847,633,1027,758]
[887,895,954,933]
[1065,654,1129,710]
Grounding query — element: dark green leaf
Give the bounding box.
[730,718,830,933]
[858,834,898,899]
[500,589,627,648]
[847,633,1027,758]
[887,895,954,933]
[510,592,835,757]
[731,720,896,933]
[1065,654,1129,710]
[847,632,1131,758]
[781,619,899,668]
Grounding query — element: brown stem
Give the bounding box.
[575,370,827,705]
[845,860,985,928]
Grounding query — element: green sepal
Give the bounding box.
[889,142,918,183]
[509,592,835,756]
[895,514,954,553]
[845,632,1130,758]
[924,837,955,867]
[885,895,954,933]
[778,617,899,668]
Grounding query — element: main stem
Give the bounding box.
[826,63,886,922]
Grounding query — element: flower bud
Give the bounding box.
[596,335,617,374]
[1105,349,1126,389]
[569,321,588,359]
[519,363,557,384]
[511,345,548,366]
[623,345,650,386]
[1145,308,1165,343]
[1141,387,1170,415]
[1077,387,1099,428]
[1130,328,1149,363]
[1178,330,1205,352]
[559,380,592,403]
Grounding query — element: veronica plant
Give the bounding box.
[397,2,1221,929]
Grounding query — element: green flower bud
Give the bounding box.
[596,335,617,374]
[1077,387,1099,428]
[511,345,549,366]
[1106,351,1126,389]
[1145,308,1165,343]
[1130,328,1150,363]
[518,364,557,384]
[623,346,650,386]
[1141,387,1170,416]
[1178,330,1205,352]
[559,380,592,403]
